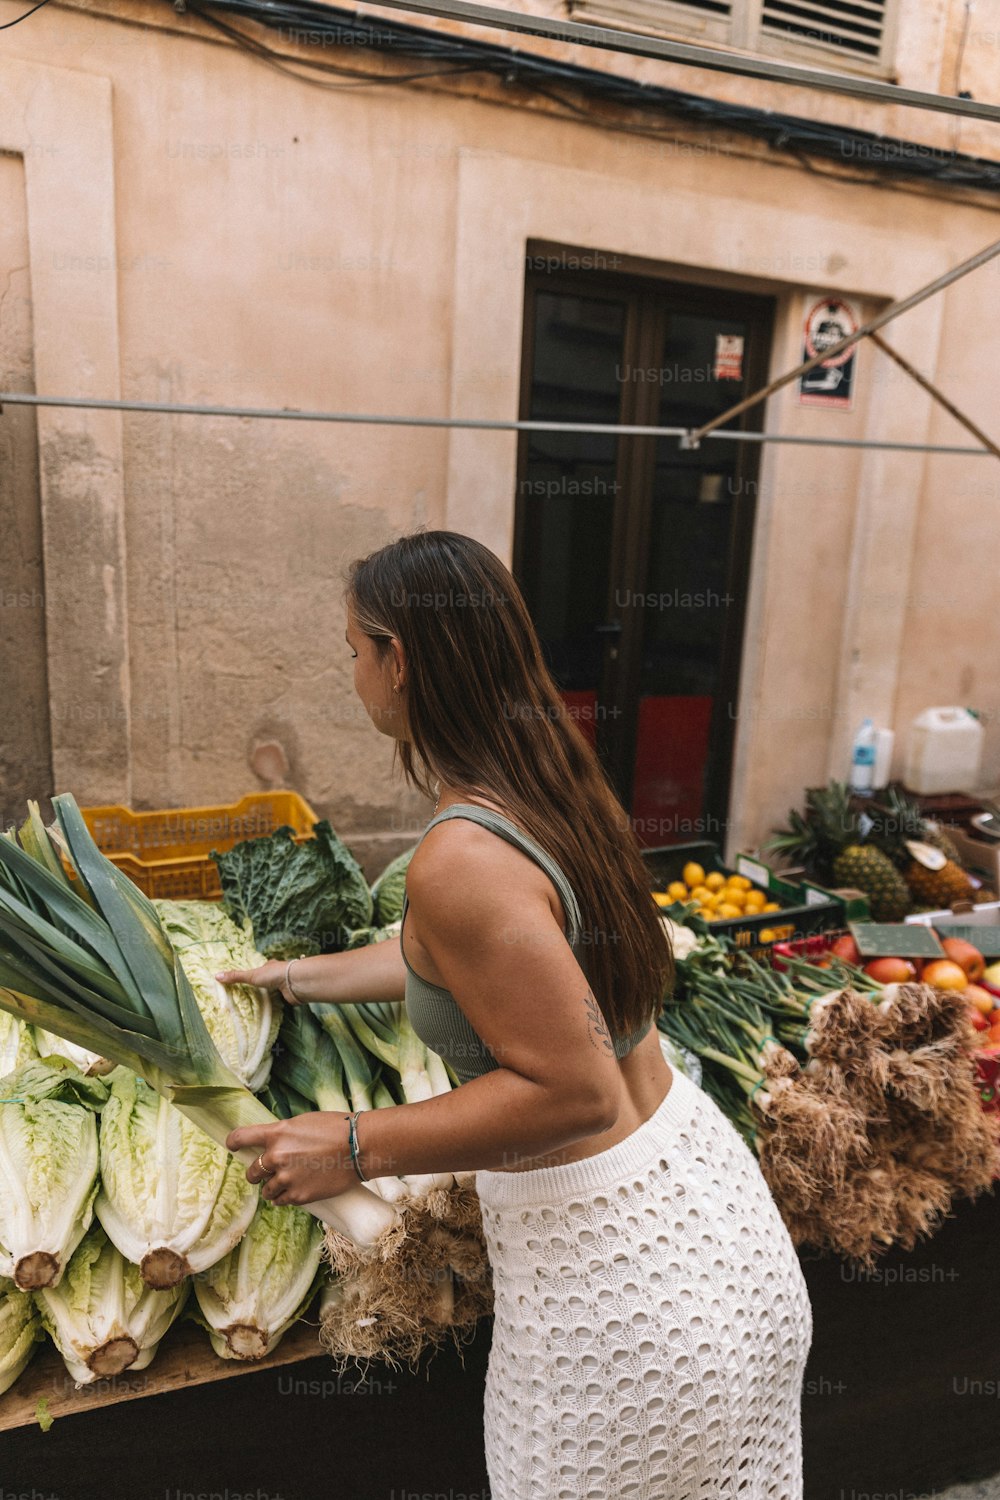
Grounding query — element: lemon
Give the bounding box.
[667,881,689,902]
[762,901,782,913]
[689,886,713,905]
[722,889,747,910]
[652,892,673,907]
[704,871,726,892]
[682,862,706,889]
[696,908,716,922]
[727,874,752,892]
[716,902,742,919]
[759,928,777,943]
[743,892,766,912]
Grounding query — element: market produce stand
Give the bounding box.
[5,784,1000,1500]
[6,1189,1000,1500]
[0,1316,325,1434]
[5,1315,495,1500]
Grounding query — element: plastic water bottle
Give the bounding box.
[850,718,877,796]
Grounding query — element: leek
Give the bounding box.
[273,1006,409,1204]
[339,1002,454,1198]
[0,796,398,1249]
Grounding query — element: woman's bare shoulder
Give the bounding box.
[407,812,556,928]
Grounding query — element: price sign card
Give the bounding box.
[848,923,945,959]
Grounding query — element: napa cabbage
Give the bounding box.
[35,1223,189,1384]
[96,1068,257,1289]
[0,1013,37,1076]
[0,1277,43,1395]
[33,1029,113,1078]
[192,1198,322,1360]
[0,1060,108,1291]
[345,919,402,949]
[153,899,281,1091]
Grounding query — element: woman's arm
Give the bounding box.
[353,825,622,1176]
[216,933,407,1005]
[227,821,624,1203]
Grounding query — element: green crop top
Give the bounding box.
[399,803,652,1085]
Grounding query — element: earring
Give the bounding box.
[393,683,401,694]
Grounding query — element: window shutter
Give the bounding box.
[676,0,733,13]
[760,0,888,61]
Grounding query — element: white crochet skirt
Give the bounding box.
[474,1064,814,1500]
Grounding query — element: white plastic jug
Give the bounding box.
[903,707,983,795]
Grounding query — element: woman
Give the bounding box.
[221,528,814,1499]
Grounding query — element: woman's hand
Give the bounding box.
[215,958,302,1005]
[227,1113,360,1206]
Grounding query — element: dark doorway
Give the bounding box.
[513,261,774,848]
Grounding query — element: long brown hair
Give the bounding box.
[346,528,673,1039]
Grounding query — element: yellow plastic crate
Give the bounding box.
[80,791,319,901]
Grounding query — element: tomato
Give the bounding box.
[863,957,916,984]
[922,959,972,990]
[969,1010,990,1031]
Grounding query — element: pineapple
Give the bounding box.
[767,781,855,882]
[768,780,911,920]
[831,844,911,922]
[902,857,976,909]
[869,786,976,909]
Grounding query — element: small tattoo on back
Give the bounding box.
[582,989,615,1054]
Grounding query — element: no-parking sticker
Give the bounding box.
[798,297,858,409]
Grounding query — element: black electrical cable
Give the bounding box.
[0,0,52,28]
[170,0,1000,194]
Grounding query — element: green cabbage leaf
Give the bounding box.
[370,845,418,926]
[211,821,372,960]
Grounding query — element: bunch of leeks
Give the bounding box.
[0,796,397,1252]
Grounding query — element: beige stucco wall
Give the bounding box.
[1,0,998,871]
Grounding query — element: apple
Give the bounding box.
[922,959,974,990]
[863,957,916,984]
[965,984,996,1016]
[940,937,986,982]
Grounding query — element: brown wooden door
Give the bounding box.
[513,266,774,848]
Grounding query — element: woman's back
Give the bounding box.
[400,802,653,1087]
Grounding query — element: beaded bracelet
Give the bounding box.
[347,1110,368,1183]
